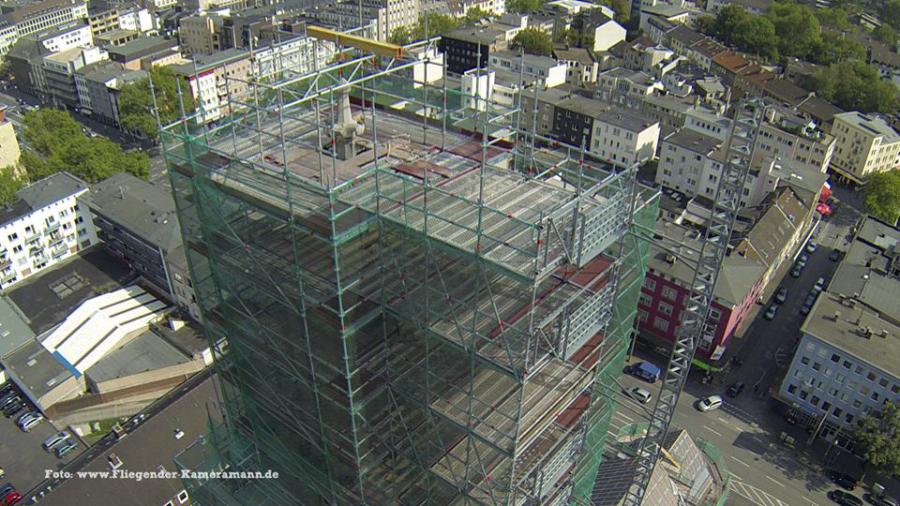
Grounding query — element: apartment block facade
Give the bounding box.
[0,0,88,55]
[829,111,900,185]
[0,172,97,290]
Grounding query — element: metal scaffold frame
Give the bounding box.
[618,101,766,506]
[161,27,659,506]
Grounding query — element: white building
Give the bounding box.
[683,106,731,142]
[753,106,836,175]
[829,111,900,185]
[778,218,900,445]
[0,173,98,290]
[546,0,614,17]
[461,68,495,111]
[591,16,626,52]
[552,47,597,85]
[0,0,89,56]
[596,67,664,106]
[253,35,336,78]
[488,50,567,88]
[37,22,93,53]
[116,7,155,34]
[590,108,661,167]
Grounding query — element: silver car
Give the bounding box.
[43,432,69,451]
[18,411,44,431]
[55,440,78,458]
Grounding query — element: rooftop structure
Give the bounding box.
[164,34,659,505]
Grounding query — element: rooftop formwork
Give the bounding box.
[166,32,659,506]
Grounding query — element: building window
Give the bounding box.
[832,407,843,418]
[799,390,809,400]
[709,308,721,320]
[661,286,678,301]
[653,317,669,332]
[855,365,864,375]
[659,302,674,316]
[644,278,656,291]
[831,353,840,363]
[846,414,854,424]
[853,399,862,408]
[6,233,16,241]
[813,362,822,371]
[843,360,851,369]
[801,356,810,365]
[836,373,846,384]
[872,392,880,401]
[639,293,653,307]
[879,378,889,388]
[177,491,189,504]
[810,395,820,406]
[867,372,877,382]
[787,384,797,394]
[638,310,649,322]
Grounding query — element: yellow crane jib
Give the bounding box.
[306,26,404,60]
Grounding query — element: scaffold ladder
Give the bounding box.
[618,100,766,506]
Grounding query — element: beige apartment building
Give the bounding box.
[829,111,900,185]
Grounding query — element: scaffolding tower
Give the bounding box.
[165,32,658,505]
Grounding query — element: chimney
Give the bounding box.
[832,311,840,321]
[880,329,889,338]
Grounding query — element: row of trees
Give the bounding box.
[19,109,149,185]
[389,9,492,45]
[810,61,899,116]
[696,4,866,64]
[117,66,195,140]
[865,170,900,224]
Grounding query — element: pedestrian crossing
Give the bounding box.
[729,477,792,506]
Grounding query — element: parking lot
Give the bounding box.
[0,383,83,497]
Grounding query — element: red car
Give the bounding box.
[2,491,20,506]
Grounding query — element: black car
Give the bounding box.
[830,250,842,262]
[828,490,862,506]
[3,401,25,418]
[828,470,858,491]
[0,396,19,410]
[726,382,745,398]
[0,383,14,396]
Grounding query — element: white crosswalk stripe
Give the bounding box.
[730,477,791,506]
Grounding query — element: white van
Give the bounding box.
[697,395,723,412]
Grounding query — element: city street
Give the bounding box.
[616,184,867,506]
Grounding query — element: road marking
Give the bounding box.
[729,456,750,467]
[730,477,791,506]
[717,416,729,424]
[618,412,633,422]
[705,427,722,436]
[766,476,786,487]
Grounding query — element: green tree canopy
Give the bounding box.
[597,0,630,24]
[512,27,553,56]
[20,109,149,183]
[873,24,898,46]
[733,16,779,59]
[855,400,900,477]
[766,2,822,59]
[0,167,23,206]
[694,14,716,35]
[810,60,899,114]
[506,0,544,13]
[881,0,900,30]
[864,171,900,224]
[390,12,479,44]
[118,66,194,141]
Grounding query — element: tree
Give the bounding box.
[118,66,194,141]
[732,16,778,59]
[0,167,23,205]
[713,4,752,46]
[811,36,866,65]
[864,171,900,224]
[597,0,630,24]
[694,15,717,35]
[389,13,464,44]
[855,401,900,478]
[814,7,852,31]
[19,109,150,183]
[810,60,899,114]
[881,0,900,30]
[873,24,898,46]
[766,2,822,59]
[512,27,553,56]
[464,6,492,25]
[506,0,543,13]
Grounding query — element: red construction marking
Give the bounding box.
[507,213,513,219]
[569,331,605,369]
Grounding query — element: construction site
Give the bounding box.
[165,27,663,505]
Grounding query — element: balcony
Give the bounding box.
[51,244,68,258]
[0,270,15,284]
[31,252,49,265]
[25,231,42,244]
[45,221,60,234]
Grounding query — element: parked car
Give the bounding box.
[626,362,661,383]
[0,383,15,396]
[830,250,842,262]
[828,470,858,491]
[0,486,11,498]
[806,241,818,253]
[791,264,803,277]
[697,395,723,412]
[627,386,652,404]
[801,302,814,315]
[828,490,862,506]
[0,396,19,410]
[871,495,899,506]
[726,382,745,398]
[1,490,20,506]
[764,305,778,320]
[43,432,70,451]
[815,277,827,292]
[775,286,788,304]
[55,440,78,458]
[17,411,43,431]
[2,401,25,418]
[799,253,810,265]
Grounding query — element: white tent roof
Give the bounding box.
[41,285,168,377]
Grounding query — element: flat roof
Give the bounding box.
[663,128,721,154]
[834,111,900,142]
[595,107,658,132]
[85,328,191,383]
[40,373,221,506]
[84,172,183,253]
[802,292,900,377]
[556,95,609,118]
[0,296,34,359]
[4,339,73,400]
[106,35,177,60]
